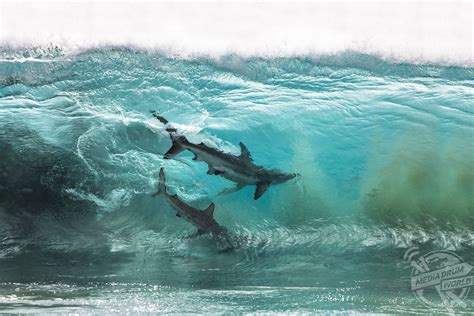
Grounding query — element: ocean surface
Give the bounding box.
[0,47,473,313]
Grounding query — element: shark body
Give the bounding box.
[152,111,298,200]
[153,168,228,239]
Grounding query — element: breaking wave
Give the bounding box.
[0,47,473,312]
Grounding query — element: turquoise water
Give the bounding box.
[0,48,473,313]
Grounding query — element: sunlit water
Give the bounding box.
[0,48,473,313]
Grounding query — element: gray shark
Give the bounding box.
[152,111,298,200]
[153,167,229,239]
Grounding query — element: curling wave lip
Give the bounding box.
[0,1,472,66]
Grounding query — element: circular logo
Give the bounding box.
[405,248,472,308]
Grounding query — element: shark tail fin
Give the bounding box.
[164,136,188,159]
[153,168,167,197]
[204,202,215,217]
[150,110,169,125]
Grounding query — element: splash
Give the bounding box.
[1,2,472,66]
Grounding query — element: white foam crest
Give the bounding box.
[0,1,472,66]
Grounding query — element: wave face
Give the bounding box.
[0,48,473,313]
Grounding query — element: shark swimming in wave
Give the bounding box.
[152,111,298,200]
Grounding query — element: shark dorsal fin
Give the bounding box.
[239,142,253,162]
[204,203,215,217]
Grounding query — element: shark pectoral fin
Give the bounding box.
[176,213,181,217]
[204,203,215,217]
[239,142,253,162]
[207,166,225,175]
[164,140,184,159]
[207,166,215,175]
[217,183,245,196]
[254,182,270,200]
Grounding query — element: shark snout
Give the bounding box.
[274,172,300,184]
[285,172,301,183]
[289,172,300,181]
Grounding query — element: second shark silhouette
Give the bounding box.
[152,111,298,200]
[153,167,233,249]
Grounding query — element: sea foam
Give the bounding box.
[0,1,472,66]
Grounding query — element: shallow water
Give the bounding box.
[0,48,473,313]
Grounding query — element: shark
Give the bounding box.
[151,111,298,200]
[153,167,230,242]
